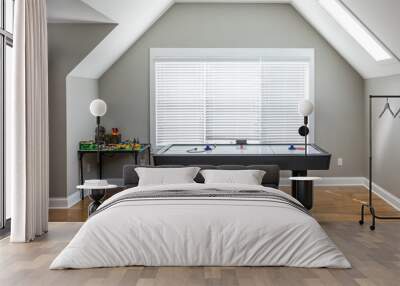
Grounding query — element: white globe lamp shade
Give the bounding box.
[90,99,107,117]
[298,99,314,116]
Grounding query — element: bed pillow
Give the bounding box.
[200,169,266,185]
[135,167,201,186]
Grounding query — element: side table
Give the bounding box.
[77,184,118,215]
[289,177,321,210]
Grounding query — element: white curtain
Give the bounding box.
[9,0,49,242]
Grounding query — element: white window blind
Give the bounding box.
[261,61,309,143]
[155,60,205,145]
[154,55,311,146]
[206,60,262,141]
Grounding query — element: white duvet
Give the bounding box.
[50,183,351,269]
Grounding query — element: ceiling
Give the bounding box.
[47,0,114,23]
[342,0,400,59]
[46,0,400,79]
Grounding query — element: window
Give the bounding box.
[150,49,314,147]
[319,0,393,62]
[1,0,14,230]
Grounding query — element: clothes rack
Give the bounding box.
[359,95,400,230]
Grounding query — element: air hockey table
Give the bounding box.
[153,143,331,210]
[153,143,331,177]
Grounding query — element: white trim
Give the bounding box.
[67,190,83,208]
[318,0,395,63]
[0,235,10,241]
[49,197,68,209]
[149,48,315,148]
[49,190,88,209]
[360,178,400,211]
[280,176,365,186]
[149,49,156,150]
[150,48,315,59]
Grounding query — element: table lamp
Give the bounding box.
[298,99,314,155]
[90,99,107,142]
[90,99,107,175]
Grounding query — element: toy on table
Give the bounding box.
[186,144,216,153]
[288,144,306,151]
[132,138,142,151]
[105,128,122,145]
[236,139,247,150]
[112,128,119,136]
[80,136,145,152]
[79,141,98,151]
[204,144,213,151]
[109,143,132,151]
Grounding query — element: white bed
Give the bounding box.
[50,183,350,269]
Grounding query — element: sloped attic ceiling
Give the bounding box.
[47,0,400,79]
[47,0,115,23]
[342,0,400,60]
[292,0,400,79]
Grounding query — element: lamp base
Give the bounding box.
[298,116,309,156]
[95,125,106,144]
[298,125,309,137]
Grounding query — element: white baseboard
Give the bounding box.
[360,178,400,211]
[49,197,69,209]
[49,189,88,209]
[280,176,366,187]
[67,190,83,208]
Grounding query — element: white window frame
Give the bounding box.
[150,48,315,147]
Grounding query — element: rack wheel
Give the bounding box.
[359,220,364,225]
[370,225,375,231]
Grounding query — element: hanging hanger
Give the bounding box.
[394,107,400,118]
[378,98,395,118]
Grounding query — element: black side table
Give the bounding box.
[77,184,118,215]
[289,177,321,210]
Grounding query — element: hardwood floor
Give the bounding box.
[1,186,399,286]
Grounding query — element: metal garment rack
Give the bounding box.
[359,95,400,230]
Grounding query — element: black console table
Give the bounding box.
[78,144,151,199]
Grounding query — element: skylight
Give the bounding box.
[319,0,392,62]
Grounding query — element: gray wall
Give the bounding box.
[66,76,99,196]
[99,3,365,178]
[365,75,400,198]
[48,23,115,198]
